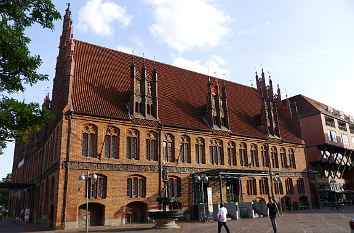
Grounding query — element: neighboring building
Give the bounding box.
[287,94,354,207]
[9,6,311,229]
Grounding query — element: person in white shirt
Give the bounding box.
[217,203,230,233]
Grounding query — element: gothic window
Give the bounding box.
[146,132,158,161]
[247,178,257,195]
[85,175,107,199]
[259,177,269,195]
[127,129,139,160]
[250,144,259,167]
[163,134,174,162]
[288,149,296,169]
[297,178,305,194]
[271,146,279,168]
[195,137,205,164]
[274,180,283,195]
[82,125,97,157]
[227,141,237,166]
[168,176,181,197]
[147,82,152,96]
[285,178,294,194]
[280,147,287,168]
[239,143,248,167]
[127,176,146,198]
[210,140,223,165]
[261,145,269,167]
[104,127,119,158]
[179,136,191,163]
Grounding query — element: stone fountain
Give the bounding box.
[148,167,184,228]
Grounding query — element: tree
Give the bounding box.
[0,0,61,153]
[0,173,11,209]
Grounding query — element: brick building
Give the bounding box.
[287,95,354,207]
[9,6,312,229]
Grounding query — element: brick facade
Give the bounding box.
[9,5,312,229]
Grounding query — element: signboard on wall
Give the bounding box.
[207,187,213,213]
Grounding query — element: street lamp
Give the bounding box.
[194,174,208,222]
[79,172,97,232]
[273,174,283,215]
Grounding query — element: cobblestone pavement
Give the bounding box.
[1,206,353,233]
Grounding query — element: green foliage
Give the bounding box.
[0,0,61,153]
[0,173,11,209]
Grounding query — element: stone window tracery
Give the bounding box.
[127,129,139,160]
[179,136,191,163]
[163,134,174,162]
[227,141,237,166]
[250,144,259,167]
[210,139,223,165]
[239,142,248,167]
[280,147,287,168]
[195,137,205,164]
[104,127,119,158]
[82,124,97,157]
[146,132,158,161]
[271,146,279,168]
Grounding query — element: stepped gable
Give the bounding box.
[72,40,300,142]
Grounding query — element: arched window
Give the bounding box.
[179,136,191,163]
[195,138,205,164]
[261,145,269,167]
[247,178,257,195]
[285,178,294,194]
[127,175,146,198]
[274,180,283,195]
[146,132,158,161]
[271,146,279,168]
[82,125,97,157]
[127,129,139,160]
[104,127,119,158]
[227,141,237,166]
[297,178,305,194]
[288,149,296,169]
[163,134,174,162]
[210,140,223,165]
[239,143,248,167]
[280,147,287,168]
[250,144,259,167]
[85,175,107,199]
[168,176,181,197]
[259,177,269,195]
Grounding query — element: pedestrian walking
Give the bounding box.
[267,198,280,233]
[217,203,230,233]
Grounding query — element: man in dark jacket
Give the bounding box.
[267,198,279,233]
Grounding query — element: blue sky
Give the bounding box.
[2,0,354,179]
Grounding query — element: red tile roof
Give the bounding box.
[72,40,301,143]
[289,95,352,121]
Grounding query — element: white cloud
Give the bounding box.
[173,55,229,78]
[117,45,133,54]
[147,0,232,53]
[238,29,256,35]
[78,0,132,35]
